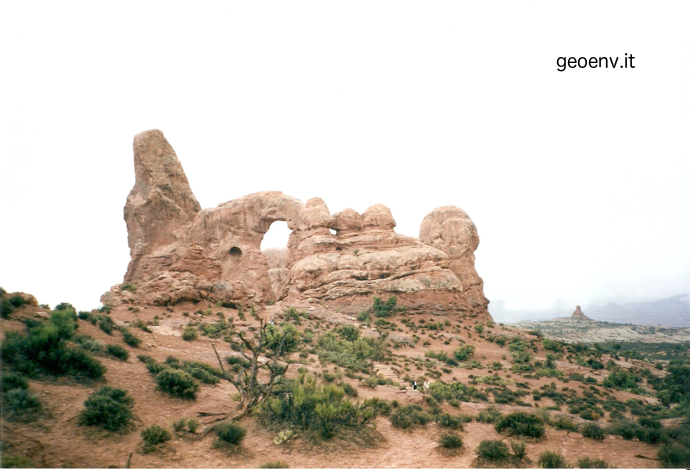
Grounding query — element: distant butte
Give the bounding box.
[102,130,491,321]
[571,305,591,321]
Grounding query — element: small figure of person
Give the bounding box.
[412,380,417,390]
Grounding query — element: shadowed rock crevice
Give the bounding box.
[103,130,491,321]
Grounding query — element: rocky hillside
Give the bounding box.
[2,290,690,468]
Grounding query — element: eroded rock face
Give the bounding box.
[419,206,490,318]
[103,130,491,320]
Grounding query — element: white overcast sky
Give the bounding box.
[1,2,688,322]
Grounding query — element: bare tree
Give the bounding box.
[212,318,299,416]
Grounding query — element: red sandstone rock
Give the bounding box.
[103,130,492,321]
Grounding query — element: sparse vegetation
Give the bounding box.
[477,439,509,460]
[215,421,247,445]
[439,432,463,449]
[495,412,545,438]
[155,368,199,399]
[581,422,606,440]
[79,387,134,431]
[538,451,567,468]
[141,424,171,452]
[106,344,129,361]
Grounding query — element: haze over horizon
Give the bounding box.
[2,2,688,322]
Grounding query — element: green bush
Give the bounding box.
[454,344,475,361]
[155,369,199,399]
[2,316,105,379]
[2,388,41,420]
[577,456,610,468]
[216,421,247,445]
[538,451,567,468]
[603,369,640,389]
[187,418,200,433]
[495,412,545,438]
[439,432,463,449]
[1,373,29,392]
[260,461,289,468]
[372,296,397,317]
[477,406,503,423]
[658,442,690,468]
[74,334,104,353]
[182,326,197,341]
[581,423,606,440]
[173,418,187,432]
[552,415,578,432]
[390,404,432,430]
[97,315,117,335]
[106,344,129,361]
[120,328,141,347]
[511,440,526,459]
[79,387,134,431]
[141,424,171,451]
[477,439,509,460]
[260,373,375,440]
[437,413,464,430]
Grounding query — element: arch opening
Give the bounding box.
[229,246,243,257]
[261,220,291,251]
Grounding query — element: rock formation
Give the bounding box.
[571,305,591,320]
[102,130,491,321]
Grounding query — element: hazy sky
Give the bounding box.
[2,2,689,322]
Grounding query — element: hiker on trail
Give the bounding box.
[412,380,417,390]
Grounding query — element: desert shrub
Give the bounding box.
[362,397,393,416]
[390,404,433,430]
[581,423,606,440]
[658,442,690,468]
[429,380,485,403]
[495,412,545,438]
[439,432,463,449]
[372,296,397,317]
[2,388,41,420]
[173,418,186,432]
[552,415,578,432]
[216,421,247,445]
[0,453,34,468]
[187,418,200,433]
[336,324,360,342]
[74,334,104,353]
[477,406,503,423]
[155,369,199,399]
[579,408,602,421]
[141,424,171,451]
[119,328,141,347]
[437,413,464,430]
[106,344,129,361]
[2,317,105,379]
[182,326,197,341]
[77,311,91,320]
[341,382,358,398]
[260,372,372,439]
[578,456,611,468]
[1,373,29,392]
[9,295,27,308]
[96,315,117,335]
[511,440,526,459]
[260,461,289,468]
[542,338,564,352]
[454,344,475,361]
[477,439,509,460]
[120,283,137,292]
[80,387,134,431]
[603,369,640,389]
[49,310,77,340]
[538,451,567,468]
